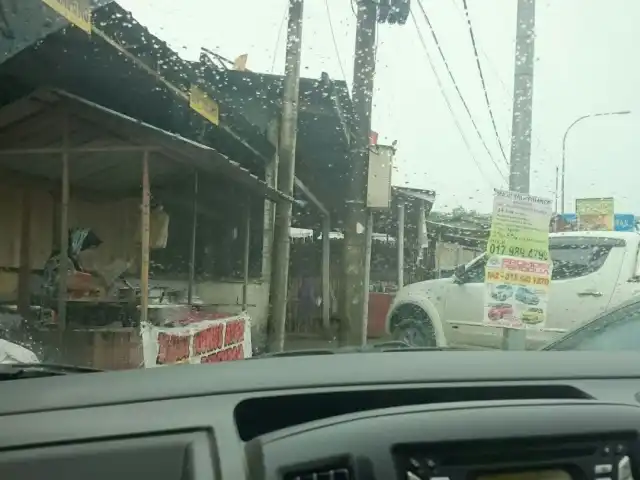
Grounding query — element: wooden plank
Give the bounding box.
[18,188,32,317]
[139,150,150,324]
[57,116,70,331]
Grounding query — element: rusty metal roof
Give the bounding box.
[0,0,114,63]
[0,88,292,203]
[393,186,437,204]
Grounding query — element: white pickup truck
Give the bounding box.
[385,231,640,349]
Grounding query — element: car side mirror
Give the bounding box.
[453,264,467,284]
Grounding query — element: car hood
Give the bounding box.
[395,277,450,302]
[0,339,39,364]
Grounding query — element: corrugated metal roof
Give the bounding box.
[0,88,292,203]
[0,0,114,63]
[393,186,437,204]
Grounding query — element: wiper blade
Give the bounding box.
[0,363,102,380]
[255,341,457,358]
[255,349,337,358]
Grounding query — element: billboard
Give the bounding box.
[553,213,636,232]
[575,197,614,231]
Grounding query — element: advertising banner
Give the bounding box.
[553,212,635,232]
[486,189,553,261]
[484,256,552,330]
[575,197,614,231]
[140,312,251,367]
[42,0,91,34]
[189,85,219,126]
[485,189,553,330]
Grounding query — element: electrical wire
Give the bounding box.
[414,0,505,181]
[350,0,358,17]
[461,0,509,165]
[324,0,348,86]
[270,2,289,73]
[410,10,502,186]
[448,0,555,166]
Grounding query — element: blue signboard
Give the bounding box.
[615,214,636,231]
[559,213,636,232]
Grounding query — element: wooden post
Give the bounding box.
[321,215,331,331]
[397,201,405,288]
[242,202,251,311]
[187,170,198,305]
[140,150,151,325]
[418,199,427,268]
[18,188,32,318]
[57,117,70,331]
[361,209,373,345]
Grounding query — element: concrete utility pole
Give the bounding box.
[268,0,304,352]
[554,166,559,214]
[340,0,377,346]
[503,0,536,351]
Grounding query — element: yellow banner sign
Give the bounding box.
[576,197,614,231]
[486,189,553,261]
[42,0,91,34]
[189,86,219,126]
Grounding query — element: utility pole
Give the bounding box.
[554,166,559,214]
[503,0,536,351]
[268,0,304,352]
[340,0,377,346]
[340,0,408,346]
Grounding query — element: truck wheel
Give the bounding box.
[391,306,436,347]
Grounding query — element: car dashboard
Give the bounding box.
[0,351,640,480]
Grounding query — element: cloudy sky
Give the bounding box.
[118,0,638,213]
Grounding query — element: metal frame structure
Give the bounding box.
[0,88,292,329]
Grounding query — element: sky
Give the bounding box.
[117,0,639,214]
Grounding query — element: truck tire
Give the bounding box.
[391,305,436,347]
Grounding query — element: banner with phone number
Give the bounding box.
[485,189,552,330]
[486,189,552,261]
[484,255,552,330]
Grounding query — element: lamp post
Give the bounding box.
[560,110,631,213]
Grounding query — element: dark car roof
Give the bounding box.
[542,295,640,350]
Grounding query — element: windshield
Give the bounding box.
[546,300,640,351]
[0,0,635,371]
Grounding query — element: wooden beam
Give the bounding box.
[18,187,32,318]
[0,145,161,155]
[139,150,151,325]
[57,116,70,331]
[187,170,198,305]
[242,202,251,311]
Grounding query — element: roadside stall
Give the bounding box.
[366,186,437,337]
[0,88,290,368]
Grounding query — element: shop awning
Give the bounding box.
[0,88,291,203]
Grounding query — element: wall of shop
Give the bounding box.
[0,179,140,302]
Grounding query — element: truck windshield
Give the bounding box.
[549,237,624,280]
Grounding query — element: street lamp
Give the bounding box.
[560,110,631,213]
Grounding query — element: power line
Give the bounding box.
[461,0,509,165]
[410,10,503,186]
[323,0,348,85]
[270,2,289,73]
[414,0,506,182]
[449,0,554,165]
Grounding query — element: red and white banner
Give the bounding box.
[140,313,252,367]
